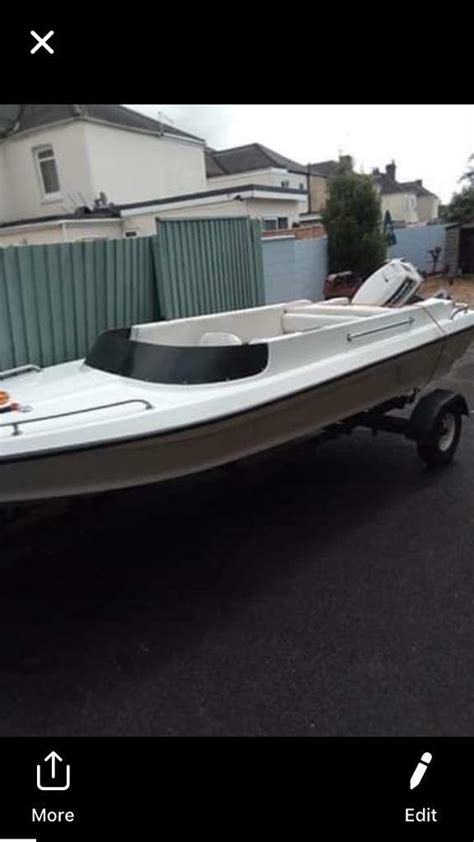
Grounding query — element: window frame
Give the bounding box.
[263,217,277,231]
[33,144,62,203]
[262,216,289,231]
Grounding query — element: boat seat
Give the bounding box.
[318,297,350,305]
[199,331,242,346]
[284,298,314,311]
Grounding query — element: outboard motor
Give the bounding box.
[352,259,423,307]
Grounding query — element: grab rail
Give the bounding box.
[346,317,415,343]
[0,398,153,437]
[0,364,42,381]
[450,305,470,320]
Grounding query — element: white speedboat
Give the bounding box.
[0,259,473,503]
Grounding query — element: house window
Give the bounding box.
[263,217,289,231]
[33,145,61,198]
[281,179,290,188]
[124,230,138,238]
[263,218,278,231]
[299,182,305,190]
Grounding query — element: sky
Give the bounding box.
[127,104,474,204]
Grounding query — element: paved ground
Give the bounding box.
[422,275,474,305]
[1,346,474,737]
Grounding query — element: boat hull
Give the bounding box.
[1,329,471,503]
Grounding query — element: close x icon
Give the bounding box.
[30,30,54,54]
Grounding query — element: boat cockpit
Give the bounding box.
[129,299,393,348]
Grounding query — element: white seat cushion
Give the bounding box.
[284,298,314,311]
[199,331,242,346]
[318,297,350,305]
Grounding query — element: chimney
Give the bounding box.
[372,167,380,175]
[386,160,396,181]
[339,154,352,170]
[415,179,422,186]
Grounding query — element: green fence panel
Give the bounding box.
[0,217,265,370]
[152,217,265,318]
[0,237,157,370]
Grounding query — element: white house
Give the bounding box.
[203,143,308,228]
[372,162,439,225]
[0,106,308,245]
[299,156,440,226]
[0,104,208,245]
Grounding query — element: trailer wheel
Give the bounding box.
[416,405,462,467]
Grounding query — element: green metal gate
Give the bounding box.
[152,217,264,319]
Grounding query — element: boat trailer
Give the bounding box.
[322,387,469,467]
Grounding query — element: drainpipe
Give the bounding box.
[307,163,312,214]
[61,221,68,242]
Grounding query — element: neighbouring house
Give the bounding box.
[300,156,440,226]
[397,178,440,223]
[0,104,208,245]
[300,156,351,219]
[203,143,308,229]
[0,107,309,246]
[372,162,439,224]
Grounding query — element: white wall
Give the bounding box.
[417,195,439,223]
[0,119,207,225]
[245,197,305,227]
[83,122,206,205]
[1,121,95,223]
[0,226,66,246]
[379,190,419,224]
[0,144,7,221]
[207,168,307,192]
[124,196,304,233]
[156,201,248,222]
[0,218,122,247]
[64,220,123,242]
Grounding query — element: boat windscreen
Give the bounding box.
[85,328,269,384]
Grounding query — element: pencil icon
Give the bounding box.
[410,752,432,790]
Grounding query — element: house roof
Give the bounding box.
[0,205,121,230]
[0,105,203,142]
[206,143,308,177]
[308,160,339,178]
[399,180,438,199]
[372,172,407,195]
[119,182,307,211]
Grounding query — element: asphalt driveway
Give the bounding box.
[1,346,473,737]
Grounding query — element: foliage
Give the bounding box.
[323,163,387,278]
[445,154,474,224]
[445,185,474,224]
[460,153,474,186]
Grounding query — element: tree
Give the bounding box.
[444,154,474,224]
[444,187,474,224]
[323,163,387,278]
[460,153,474,186]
